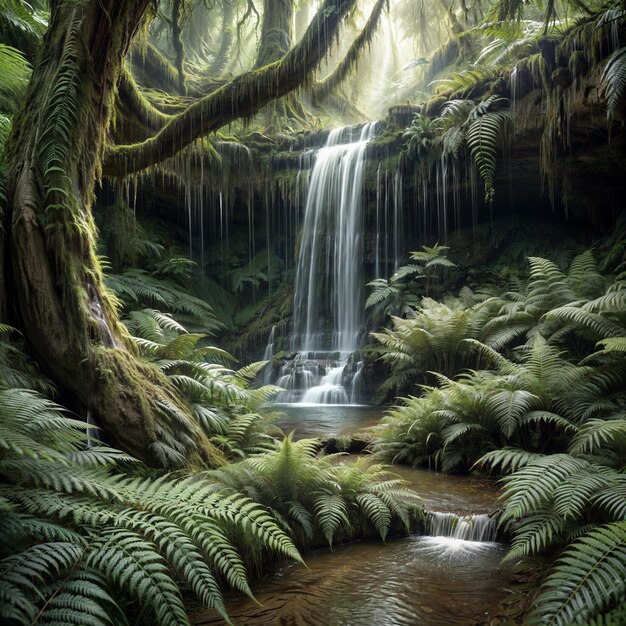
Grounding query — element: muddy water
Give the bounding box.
[193,407,510,626]
[194,536,508,625]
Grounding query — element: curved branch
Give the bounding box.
[115,68,172,142]
[130,41,182,94]
[311,0,388,104]
[103,0,358,176]
[236,0,261,49]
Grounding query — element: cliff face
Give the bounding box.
[100,30,625,361]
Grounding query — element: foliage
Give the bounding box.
[0,324,54,395]
[228,249,282,294]
[489,453,626,625]
[527,522,626,626]
[466,97,514,201]
[603,46,626,121]
[370,298,485,396]
[0,43,30,113]
[403,96,513,201]
[207,435,423,548]
[127,311,282,461]
[373,244,626,469]
[366,243,456,316]
[107,269,221,335]
[0,386,303,625]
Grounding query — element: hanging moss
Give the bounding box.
[130,41,182,95]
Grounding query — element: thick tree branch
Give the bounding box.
[311,0,388,104]
[114,68,172,142]
[103,0,358,176]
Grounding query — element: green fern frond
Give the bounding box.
[355,493,392,540]
[475,447,545,473]
[467,102,513,202]
[527,522,626,626]
[88,529,189,625]
[603,47,626,121]
[500,454,588,522]
[314,493,350,547]
[569,418,626,456]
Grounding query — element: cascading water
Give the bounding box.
[271,123,378,404]
[426,511,498,543]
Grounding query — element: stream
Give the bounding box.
[193,405,512,626]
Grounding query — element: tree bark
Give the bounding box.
[3,0,223,467]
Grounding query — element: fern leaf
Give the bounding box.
[527,522,626,626]
[603,47,626,121]
[314,493,350,547]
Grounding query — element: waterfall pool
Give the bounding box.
[192,463,510,626]
[273,403,381,439]
[193,535,509,625]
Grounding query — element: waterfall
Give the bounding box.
[271,123,377,404]
[292,123,377,352]
[426,512,498,543]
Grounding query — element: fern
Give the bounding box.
[0,387,306,625]
[314,493,351,547]
[527,522,626,626]
[0,43,30,116]
[475,447,545,473]
[603,47,626,121]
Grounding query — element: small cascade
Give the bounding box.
[273,352,363,404]
[426,512,498,543]
[85,409,98,449]
[301,365,349,404]
[262,325,277,384]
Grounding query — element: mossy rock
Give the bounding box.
[321,432,376,454]
[424,95,448,117]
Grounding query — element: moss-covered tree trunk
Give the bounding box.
[2,0,222,466]
[1,0,357,464]
[255,0,294,68]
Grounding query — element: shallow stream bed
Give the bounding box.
[193,405,511,625]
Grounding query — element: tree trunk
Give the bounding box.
[210,0,235,76]
[3,0,223,467]
[1,0,358,465]
[255,0,294,68]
